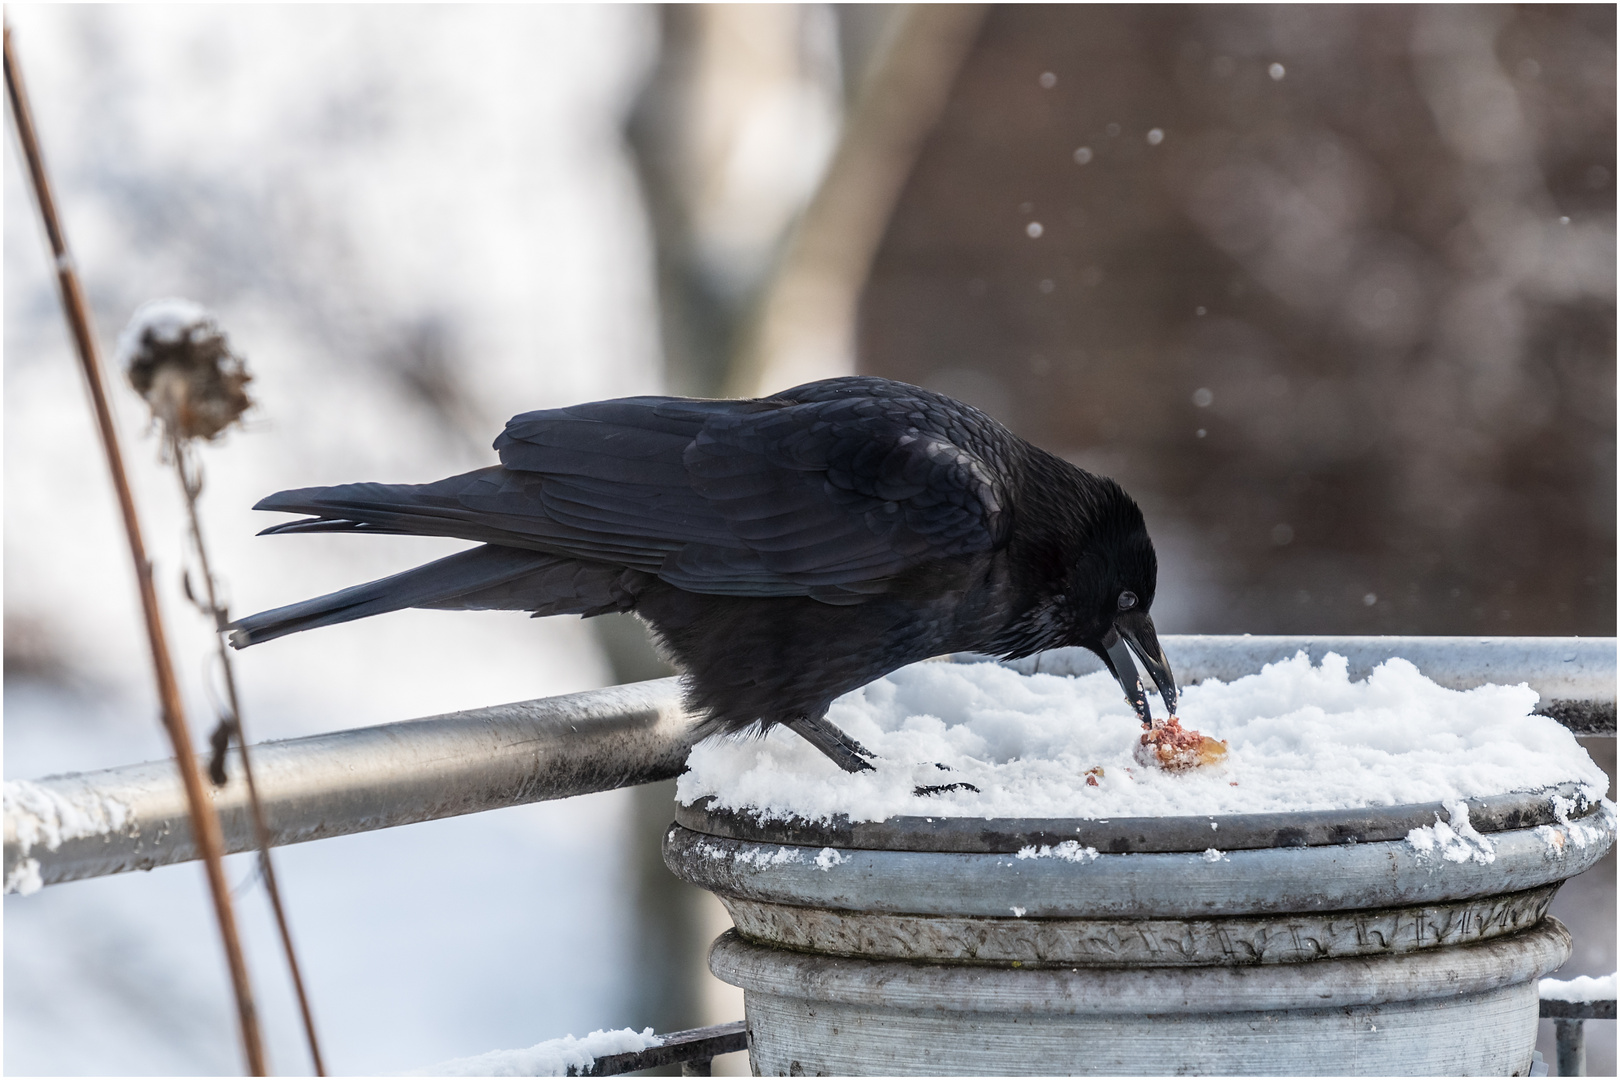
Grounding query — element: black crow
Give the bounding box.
[229,376,1176,772]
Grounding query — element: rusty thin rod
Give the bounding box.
[3,23,268,1076]
[177,441,326,1076]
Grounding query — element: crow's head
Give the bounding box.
[1065,480,1177,727]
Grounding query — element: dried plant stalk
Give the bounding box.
[3,22,266,1076]
[175,439,328,1077]
[115,294,327,1075]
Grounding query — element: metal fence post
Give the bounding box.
[1554,1018,1586,1077]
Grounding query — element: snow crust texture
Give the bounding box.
[411,1027,660,1077]
[677,652,1607,823]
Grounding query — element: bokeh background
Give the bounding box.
[4,5,1613,1075]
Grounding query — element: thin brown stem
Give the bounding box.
[4,23,267,1077]
[177,443,328,1076]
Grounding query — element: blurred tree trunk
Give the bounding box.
[725,5,986,398]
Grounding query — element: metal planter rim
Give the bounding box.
[677,782,1600,855]
[663,804,1615,919]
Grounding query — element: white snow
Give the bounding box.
[112,297,212,366]
[4,778,133,893]
[1533,801,1615,855]
[1539,973,1617,1003]
[410,1027,660,1077]
[1201,848,1226,863]
[677,652,1608,823]
[5,859,44,896]
[693,837,802,870]
[814,847,847,871]
[1015,841,1099,863]
[1405,800,1496,865]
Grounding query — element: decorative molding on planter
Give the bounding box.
[718,884,1560,967]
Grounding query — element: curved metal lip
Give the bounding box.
[675,781,1600,855]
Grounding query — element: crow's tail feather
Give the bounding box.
[228,544,642,648]
[252,468,519,542]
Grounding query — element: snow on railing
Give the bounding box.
[2,777,134,895]
[1542,971,1619,1009]
[408,1026,661,1077]
[408,1022,747,1077]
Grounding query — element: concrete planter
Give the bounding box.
[664,784,1614,1076]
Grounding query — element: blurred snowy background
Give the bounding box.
[5,4,1614,1076]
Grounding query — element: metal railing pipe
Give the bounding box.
[5,636,1613,894]
[5,677,696,892]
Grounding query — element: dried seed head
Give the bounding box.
[118,298,252,442]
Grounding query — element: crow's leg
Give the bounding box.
[785,714,876,773]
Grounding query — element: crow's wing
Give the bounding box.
[261,382,1016,599]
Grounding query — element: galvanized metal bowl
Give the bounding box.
[664,785,1614,1076]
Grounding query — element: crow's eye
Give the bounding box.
[1117,591,1138,611]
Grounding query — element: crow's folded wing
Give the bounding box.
[262,385,1015,599]
[665,396,1013,594]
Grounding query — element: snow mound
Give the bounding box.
[677,652,1608,823]
[410,1027,660,1077]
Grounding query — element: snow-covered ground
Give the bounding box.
[4,6,671,1074]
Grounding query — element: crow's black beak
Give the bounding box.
[1101,627,1152,725]
[1114,609,1177,722]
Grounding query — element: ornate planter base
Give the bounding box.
[670,794,1612,1076]
[713,921,1570,1076]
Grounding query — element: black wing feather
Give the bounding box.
[257,379,1016,599]
[228,544,641,647]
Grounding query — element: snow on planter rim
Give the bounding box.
[677,651,1609,824]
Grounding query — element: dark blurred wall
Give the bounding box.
[859,4,1615,636]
